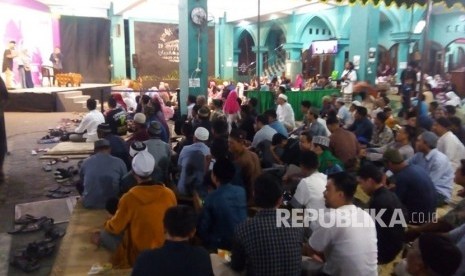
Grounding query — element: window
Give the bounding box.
[309,28,313,34]
[316,29,319,35]
[322,29,326,35]
[329,30,331,36]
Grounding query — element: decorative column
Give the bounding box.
[391,32,421,83]
[232,49,241,81]
[348,3,380,84]
[179,0,208,115]
[283,42,303,81]
[252,46,267,77]
[109,4,126,80]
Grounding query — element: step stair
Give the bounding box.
[56,91,100,112]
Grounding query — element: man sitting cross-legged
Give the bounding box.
[70,98,105,142]
[132,206,213,276]
[92,151,177,268]
[303,171,378,275]
[197,158,247,251]
[230,173,304,275]
[79,139,127,209]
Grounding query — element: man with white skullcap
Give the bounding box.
[93,151,177,268]
[276,93,296,132]
[177,127,211,196]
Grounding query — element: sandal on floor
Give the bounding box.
[10,255,40,273]
[15,238,57,259]
[8,217,54,234]
[42,164,52,172]
[14,214,41,225]
[46,192,69,199]
[44,226,66,240]
[60,156,69,163]
[47,186,71,194]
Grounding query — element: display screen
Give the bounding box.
[311,40,338,54]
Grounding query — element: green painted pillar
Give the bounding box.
[334,39,349,78]
[283,42,303,81]
[232,49,241,81]
[252,46,267,77]
[348,4,379,84]
[391,32,421,83]
[109,5,126,80]
[179,0,208,115]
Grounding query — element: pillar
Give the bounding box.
[252,46,267,77]
[179,0,208,115]
[348,4,380,84]
[109,4,126,79]
[391,32,421,83]
[232,49,241,81]
[283,42,303,81]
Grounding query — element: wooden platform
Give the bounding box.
[5,83,115,112]
[50,201,131,275]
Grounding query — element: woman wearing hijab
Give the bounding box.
[112,93,127,111]
[223,90,241,132]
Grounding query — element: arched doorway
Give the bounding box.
[264,24,286,74]
[411,41,444,76]
[445,38,465,72]
[300,16,334,79]
[237,31,256,77]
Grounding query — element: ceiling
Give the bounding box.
[36,0,340,22]
[36,0,463,22]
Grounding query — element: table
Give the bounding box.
[247,90,339,120]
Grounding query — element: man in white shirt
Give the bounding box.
[186,95,196,120]
[70,98,105,142]
[340,61,357,104]
[303,171,378,276]
[335,98,350,127]
[433,117,465,171]
[251,115,276,148]
[291,151,326,211]
[276,94,295,132]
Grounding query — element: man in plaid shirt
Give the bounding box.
[230,173,304,275]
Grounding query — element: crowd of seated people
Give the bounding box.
[70,77,465,275]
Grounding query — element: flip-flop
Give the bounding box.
[14,238,56,259]
[60,156,69,163]
[14,214,40,225]
[46,192,69,199]
[9,255,40,273]
[44,226,66,240]
[8,217,53,234]
[42,164,52,172]
[47,186,71,194]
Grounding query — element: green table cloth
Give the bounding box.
[247,89,339,120]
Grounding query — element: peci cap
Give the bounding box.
[194,127,209,141]
[147,121,163,137]
[383,148,404,164]
[133,113,146,124]
[132,151,155,177]
[94,139,110,150]
[336,97,345,104]
[312,136,330,148]
[129,141,147,157]
[351,100,362,107]
[198,106,211,118]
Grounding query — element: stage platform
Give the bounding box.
[5,83,115,112]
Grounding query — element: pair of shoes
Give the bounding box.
[8,217,54,234]
[46,186,71,198]
[10,255,40,273]
[54,168,72,182]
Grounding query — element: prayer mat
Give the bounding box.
[47,142,94,156]
[50,201,131,275]
[15,197,78,224]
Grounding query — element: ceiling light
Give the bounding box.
[414,20,426,34]
[238,20,250,27]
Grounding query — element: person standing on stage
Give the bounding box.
[49,47,63,86]
[18,49,34,88]
[340,61,357,104]
[2,41,17,89]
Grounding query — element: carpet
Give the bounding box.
[15,196,79,224]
